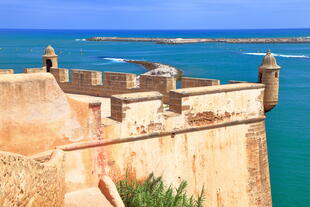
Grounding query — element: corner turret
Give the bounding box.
[258,50,281,112]
[42,45,58,72]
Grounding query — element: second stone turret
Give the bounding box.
[42,45,58,72]
[258,50,281,112]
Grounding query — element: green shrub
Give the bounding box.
[116,173,205,207]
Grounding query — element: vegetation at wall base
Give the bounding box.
[116,173,205,207]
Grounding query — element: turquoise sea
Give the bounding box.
[0,29,309,207]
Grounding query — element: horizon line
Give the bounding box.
[0,27,310,31]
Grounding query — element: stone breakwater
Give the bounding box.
[87,37,310,44]
[124,59,183,79]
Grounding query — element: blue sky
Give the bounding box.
[0,0,309,29]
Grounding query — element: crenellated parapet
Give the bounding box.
[104,71,137,89]
[24,67,46,73]
[107,83,265,137]
[0,69,14,74]
[48,68,222,104]
[0,48,281,114]
[140,75,176,102]
[71,69,103,86]
[181,77,220,88]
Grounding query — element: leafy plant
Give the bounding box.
[116,172,205,207]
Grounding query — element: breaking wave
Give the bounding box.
[102,57,126,62]
[243,52,310,59]
[75,39,86,41]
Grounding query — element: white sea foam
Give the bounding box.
[75,39,86,41]
[93,63,112,66]
[243,52,310,59]
[103,58,126,62]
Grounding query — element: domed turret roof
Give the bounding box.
[44,45,57,56]
[259,50,281,70]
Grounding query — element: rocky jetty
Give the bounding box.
[124,59,183,80]
[87,37,310,44]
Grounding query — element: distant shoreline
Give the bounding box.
[87,37,310,44]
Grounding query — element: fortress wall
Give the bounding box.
[169,83,264,118]
[24,68,46,73]
[71,69,102,86]
[0,69,14,74]
[0,73,100,155]
[51,69,147,97]
[51,68,69,82]
[0,72,272,206]
[62,147,100,193]
[93,83,271,207]
[99,120,270,207]
[140,75,176,103]
[105,83,265,137]
[181,77,220,88]
[50,69,227,105]
[0,150,65,207]
[110,92,164,136]
[104,72,137,89]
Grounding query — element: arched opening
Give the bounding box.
[258,72,262,83]
[46,59,52,72]
[275,72,278,78]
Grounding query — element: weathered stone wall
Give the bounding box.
[104,72,137,89]
[0,73,100,155]
[0,150,65,207]
[24,68,46,73]
[181,77,220,88]
[0,71,273,207]
[72,69,102,86]
[139,75,176,103]
[93,83,271,207]
[51,68,69,83]
[0,69,14,74]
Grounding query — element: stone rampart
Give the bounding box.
[108,83,265,137]
[50,68,177,103]
[0,69,14,74]
[0,71,272,207]
[140,75,176,103]
[24,67,46,73]
[0,73,100,155]
[0,149,65,207]
[181,77,220,88]
[104,71,137,89]
[53,82,271,207]
[0,68,223,105]
[71,69,102,86]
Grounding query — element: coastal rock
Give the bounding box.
[87,36,310,44]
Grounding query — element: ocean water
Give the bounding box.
[0,28,309,207]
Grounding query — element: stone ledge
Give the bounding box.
[111,91,163,103]
[171,83,265,97]
[57,116,266,151]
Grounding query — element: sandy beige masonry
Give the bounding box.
[181,77,220,88]
[0,150,65,207]
[57,82,269,207]
[0,73,101,155]
[0,69,14,74]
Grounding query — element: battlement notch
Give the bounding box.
[181,77,220,88]
[0,69,14,74]
[104,71,137,89]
